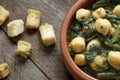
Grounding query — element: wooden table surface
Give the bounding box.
[0,0,78,80]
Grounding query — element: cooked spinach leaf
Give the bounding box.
[83,45,102,63]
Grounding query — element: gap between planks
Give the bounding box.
[0,28,51,80]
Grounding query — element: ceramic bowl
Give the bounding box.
[60,0,97,80]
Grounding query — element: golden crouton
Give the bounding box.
[26,9,41,29]
[0,6,10,25]
[0,63,10,79]
[16,40,31,58]
[7,19,24,37]
[39,23,56,46]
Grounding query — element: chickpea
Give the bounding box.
[94,19,112,36]
[90,55,106,71]
[109,27,116,35]
[86,39,100,51]
[76,8,91,21]
[69,36,86,53]
[82,22,95,33]
[82,26,90,33]
[92,7,106,19]
[74,54,86,66]
[108,51,120,70]
[113,5,120,16]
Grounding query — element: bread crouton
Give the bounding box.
[26,9,41,29]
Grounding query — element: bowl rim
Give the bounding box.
[60,0,97,80]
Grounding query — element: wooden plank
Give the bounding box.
[0,29,49,80]
[0,0,77,80]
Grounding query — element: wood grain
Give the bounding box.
[0,29,49,80]
[0,0,77,80]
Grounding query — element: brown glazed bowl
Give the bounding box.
[60,0,97,80]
